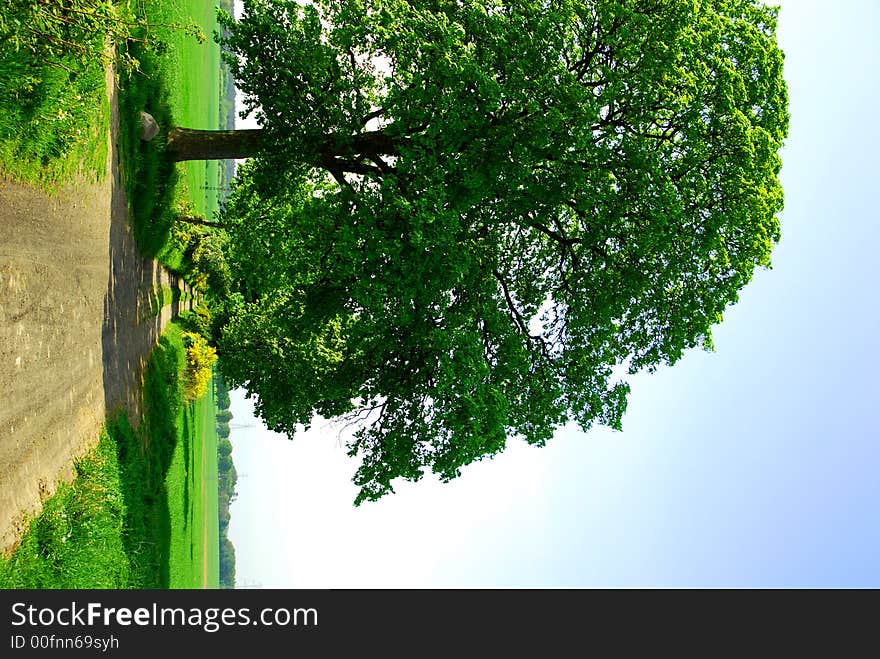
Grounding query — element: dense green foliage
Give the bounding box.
[214,0,789,504]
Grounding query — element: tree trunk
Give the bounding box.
[167,127,265,162]
[177,215,227,230]
[165,126,402,172]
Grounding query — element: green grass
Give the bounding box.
[134,320,220,589]
[117,43,180,265]
[0,2,109,187]
[199,389,221,589]
[0,428,133,588]
[167,379,220,588]
[172,0,224,222]
[118,0,225,268]
[0,322,220,589]
[146,285,179,319]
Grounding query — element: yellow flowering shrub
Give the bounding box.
[181,331,217,402]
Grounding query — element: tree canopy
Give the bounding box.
[213,0,788,504]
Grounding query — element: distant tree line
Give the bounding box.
[214,0,238,572]
[215,370,237,589]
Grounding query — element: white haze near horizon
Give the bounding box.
[225,0,880,587]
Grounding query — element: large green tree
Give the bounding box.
[203,0,788,504]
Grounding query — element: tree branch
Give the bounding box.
[492,269,551,359]
[361,107,385,126]
[317,154,383,177]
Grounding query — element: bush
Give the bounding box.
[192,232,231,294]
[178,304,213,339]
[181,331,217,401]
[174,201,231,295]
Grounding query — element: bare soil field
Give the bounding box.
[0,69,185,553]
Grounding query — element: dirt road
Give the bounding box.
[0,68,182,553]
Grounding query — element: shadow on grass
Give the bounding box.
[109,414,170,589]
[132,330,186,587]
[104,328,185,588]
[95,328,185,588]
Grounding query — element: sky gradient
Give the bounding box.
[227,0,880,588]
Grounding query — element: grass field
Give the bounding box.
[142,322,219,589]
[0,323,220,589]
[143,0,224,219]
[118,0,226,269]
[170,0,225,223]
[167,375,220,588]
[0,427,135,588]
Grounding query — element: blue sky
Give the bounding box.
[227,0,880,587]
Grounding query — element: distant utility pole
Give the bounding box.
[237,579,263,589]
